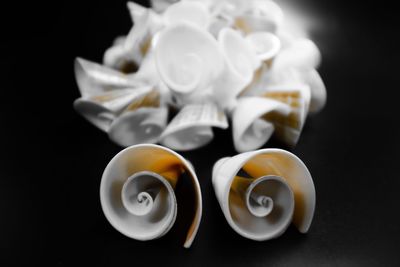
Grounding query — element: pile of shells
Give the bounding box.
[74,0,326,152]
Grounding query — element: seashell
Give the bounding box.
[163,1,211,29]
[260,66,326,114]
[108,107,168,146]
[160,102,228,151]
[272,38,321,72]
[107,88,169,146]
[262,84,311,146]
[232,97,291,152]
[155,23,224,95]
[245,32,281,63]
[213,28,260,111]
[234,0,284,34]
[74,57,143,98]
[74,86,154,132]
[100,144,202,248]
[212,148,315,240]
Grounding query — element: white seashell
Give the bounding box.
[155,23,224,94]
[100,144,202,248]
[213,28,260,111]
[260,66,326,114]
[108,106,168,146]
[160,103,228,151]
[272,38,321,71]
[212,148,315,240]
[163,1,211,29]
[74,57,143,98]
[74,86,154,132]
[245,32,281,62]
[232,97,291,152]
[262,84,311,146]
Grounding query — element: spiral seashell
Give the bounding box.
[74,57,143,98]
[212,148,315,240]
[74,57,158,131]
[155,22,224,95]
[160,102,228,151]
[107,88,169,146]
[108,106,168,146]
[232,97,291,152]
[265,66,326,115]
[74,86,153,132]
[100,144,202,248]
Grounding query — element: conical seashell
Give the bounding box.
[74,57,143,98]
[163,1,211,29]
[263,67,326,114]
[155,23,224,95]
[74,86,154,132]
[262,84,311,146]
[213,28,260,111]
[100,144,202,248]
[232,97,291,152]
[245,32,281,62]
[234,0,284,34]
[212,148,315,240]
[160,103,228,151]
[272,38,321,72]
[108,107,168,146]
[108,88,168,146]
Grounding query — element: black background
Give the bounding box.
[1,0,399,266]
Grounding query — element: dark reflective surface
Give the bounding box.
[1,0,399,265]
